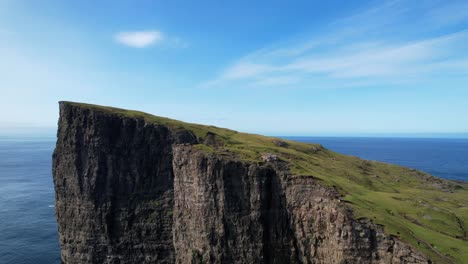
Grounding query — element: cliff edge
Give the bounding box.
[53,102,468,263]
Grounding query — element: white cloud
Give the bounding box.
[201,1,468,89]
[114,31,164,48]
[285,32,467,78]
[221,62,275,80]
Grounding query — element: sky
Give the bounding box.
[0,0,467,136]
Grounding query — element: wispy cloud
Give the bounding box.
[114,30,188,49]
[114,31,164,48]
[221,62,275,80]
[285,31,467,78]
[201,0,468,89]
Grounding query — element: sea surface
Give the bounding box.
[286,137,468,181]
[0,138,60,264]
[0,136,467,263]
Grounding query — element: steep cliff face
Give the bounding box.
[53,102,430,263]
[172,146,427,264]
[53,103,182,263]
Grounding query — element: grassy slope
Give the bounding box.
[65,102,468,263]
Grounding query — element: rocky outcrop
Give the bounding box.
[53,102,429,263]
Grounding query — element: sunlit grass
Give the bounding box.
[65,101,468,263]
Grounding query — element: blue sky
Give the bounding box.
[1,0,467,136]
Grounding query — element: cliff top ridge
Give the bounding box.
[59,101,468,263]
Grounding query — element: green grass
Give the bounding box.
[63,101,468,263]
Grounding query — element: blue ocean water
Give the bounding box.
[0,138,60,264]
[0,136,467,263]
[286,137,468,181]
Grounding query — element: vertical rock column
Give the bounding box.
[53,103,176,263]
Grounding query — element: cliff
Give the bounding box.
[53,102,468,263]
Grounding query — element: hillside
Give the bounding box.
[54,101,467,263]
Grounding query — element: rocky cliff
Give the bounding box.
[53,102,466,263]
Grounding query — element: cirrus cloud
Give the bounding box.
[200,0,468,89]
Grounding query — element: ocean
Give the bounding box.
[286,137,468,181]
[0,136,467,263]
[0,138,60,263]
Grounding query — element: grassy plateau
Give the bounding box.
[65,102,468,263]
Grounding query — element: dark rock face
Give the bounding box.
[53,102,429,263]
[53,103,179,263]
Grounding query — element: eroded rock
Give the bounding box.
[53,102,429,263]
